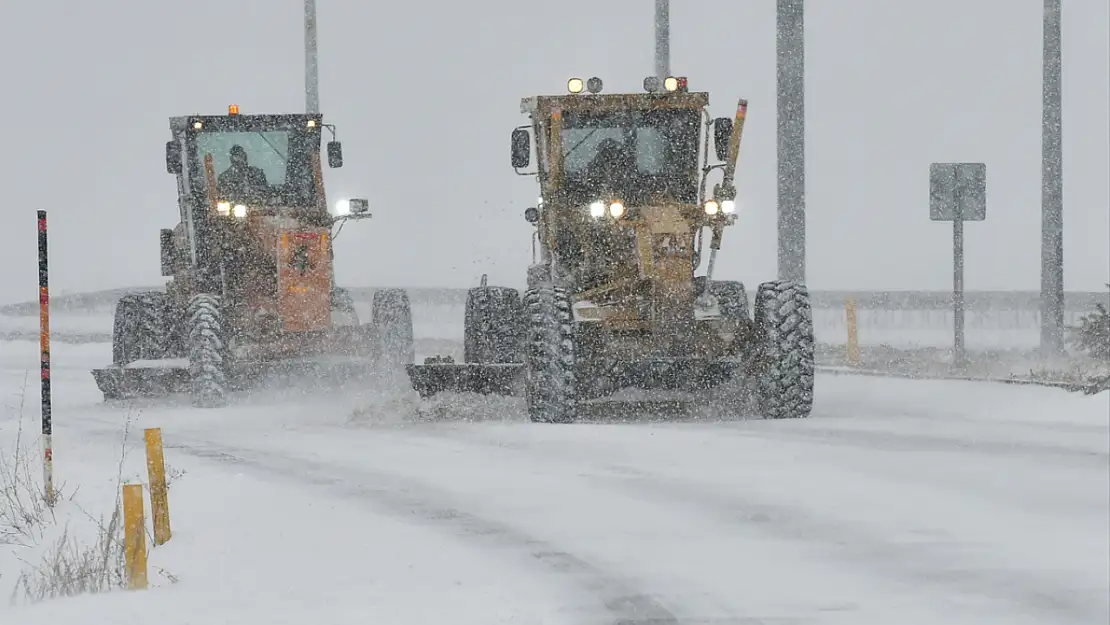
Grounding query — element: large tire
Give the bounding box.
[331,286,360,325]
[753,280,815,419]
[187,294,228,408]
[111,291,167,365]
[372,288,415,366]
[694,277,749,321]
[332,287,357,314]
[523,286,577,423]
[464,286,523,363]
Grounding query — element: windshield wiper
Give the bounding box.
[562,110,632,168]
[257,133,287,162]
[563,128,601,162]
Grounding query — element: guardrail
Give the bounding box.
[814,365,1108,395]
[2,286,1106,316]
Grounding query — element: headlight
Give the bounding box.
[721,200,737,214]
[704,200,720,216]
[232,204,247,218]
[608,201,625,218]
[216,201,231,216]
[335,199,351,216]
[588,201,606,218]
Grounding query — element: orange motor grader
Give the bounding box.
[91,105,414,407]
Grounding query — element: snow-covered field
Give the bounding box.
[1,309,1107,624]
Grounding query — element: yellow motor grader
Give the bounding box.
[91,105,414,407]
[406,77,815,422]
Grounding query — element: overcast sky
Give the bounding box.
[0,0,1106,304]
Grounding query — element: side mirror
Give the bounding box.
[334,197,370,217]
[510,129,531,169]
[327,141,343,168]
[165,141,182,174]
[713,117,733,162]
[524,206,539,223]
[159,228,176,276]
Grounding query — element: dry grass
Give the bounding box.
[2,381,176,606]
[10,513,126,604]
[0,375,56,550]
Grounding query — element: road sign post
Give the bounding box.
[37,210,55,507]
[930,162,987,366]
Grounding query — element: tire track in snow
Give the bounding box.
[708,421,1108,466]
[389,425,1107,624]
[160,437,686,625]
[59,410,689,624]
[595,470,1106,624]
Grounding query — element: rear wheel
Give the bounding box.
[523,286,577,423]
[753,280,815,419]
[464,286,523,363]
[695,277,749,321]
[111,291,167,366]
[187,294,228,408]
[372,288,415,367]
[331,287,360,324]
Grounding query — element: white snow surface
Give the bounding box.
[0,324,1107,623]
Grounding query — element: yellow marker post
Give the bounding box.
[144,428,172,546]
[845,297,861,366]
[123,484,148,590]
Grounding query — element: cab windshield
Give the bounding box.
[559,107,700,205]
[192,126,320,207]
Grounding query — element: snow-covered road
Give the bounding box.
[2,337,1108,624]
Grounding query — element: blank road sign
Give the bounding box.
[930,162,986,221]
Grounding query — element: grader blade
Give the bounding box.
[405,361,522,398]
[92,354,391,401]
[91,364,191,399]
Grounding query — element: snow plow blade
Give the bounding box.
[92,364,191,398]
[404,358,746,400]
[92,356,397,401]
[405,360,523,398]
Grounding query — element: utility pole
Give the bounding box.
[305,0,320,114]
[776,0,806,283]
[1040,0,1064,354]
[654,0,670,80]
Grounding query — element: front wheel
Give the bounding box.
[187,294,228,408]
[523,286,577,423]
[752,280,815,419]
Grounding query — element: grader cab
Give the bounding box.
[407,77,815,422]
[92,105,414,407]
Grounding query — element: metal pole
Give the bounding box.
[37,210,54,507]
[305,0,320,114]
[1040,0,1064,354]
[654,0,670,80]
[776,0,805,283]
[953,216,966,365]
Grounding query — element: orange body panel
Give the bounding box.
[277,229,332,332]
